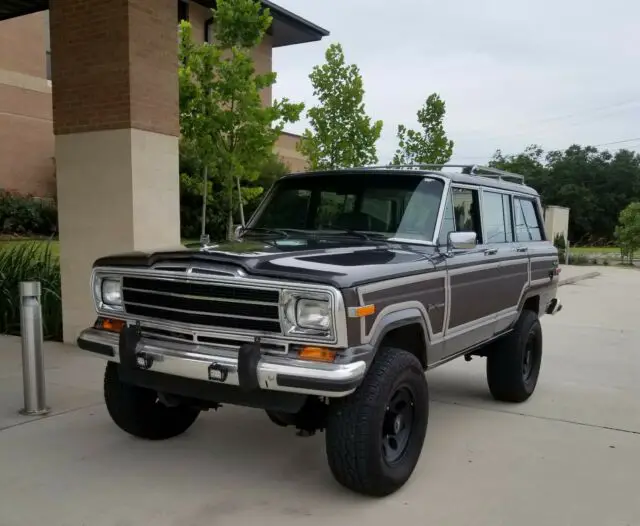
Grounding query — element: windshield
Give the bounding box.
[247,173,445,244]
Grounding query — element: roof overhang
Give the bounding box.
[0,0,329,48]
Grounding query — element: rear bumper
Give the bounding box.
[77,328,366,398]
[545,297,563,315]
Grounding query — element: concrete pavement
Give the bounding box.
[0,266,639,525]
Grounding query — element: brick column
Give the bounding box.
[50,0,181,342]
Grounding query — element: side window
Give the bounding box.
[503,194,514,242]
[451,187,482,243]
[514,197,543,242]
[482,191,513,243]
[438,191,456,245]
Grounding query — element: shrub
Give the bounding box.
[553,233,566,251]
[0,241,62,341]
[0,191,58,236]
[569,253,590,266]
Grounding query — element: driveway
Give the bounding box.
[0,267,638,526]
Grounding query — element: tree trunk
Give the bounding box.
[200,165,208,243]
[236,176,245,226]
[227,174,234,241]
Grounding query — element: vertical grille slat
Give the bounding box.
[121,276,282,334]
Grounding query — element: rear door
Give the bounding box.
[482,190,531,333]
[513,195,558,311]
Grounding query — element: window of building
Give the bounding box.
[482,191,514,243]
[514,197,543,242]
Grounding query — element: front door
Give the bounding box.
[441,186,502,358]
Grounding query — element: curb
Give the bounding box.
[558,271,601,287]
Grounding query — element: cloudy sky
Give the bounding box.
[271,0,640,165]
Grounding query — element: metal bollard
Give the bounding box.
[19,281,50,416]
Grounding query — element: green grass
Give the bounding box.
[569,246,620,255]
[0,238,60,257]
[0,241,62,341]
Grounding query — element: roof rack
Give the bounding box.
[420,164,525,184]
[358,164,526,184]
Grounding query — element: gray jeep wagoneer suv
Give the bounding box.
[77,164,562,496]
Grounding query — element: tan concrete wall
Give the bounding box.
[275,132,307,173]
[0,13,47,78]
[56,128,180,341]
[0,13,54,195]
[544,205,570,244]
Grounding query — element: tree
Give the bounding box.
[178,0,304,239]
[298,43,383,170]
[489,144,640,245]
[614,202,640,264]
[392,93,454,166]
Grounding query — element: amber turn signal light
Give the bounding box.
[95,318,125,333]
[348,304,376,318]
[298,346,336,362]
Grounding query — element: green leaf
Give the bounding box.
[297,43,383,170]
[391,93,454,166]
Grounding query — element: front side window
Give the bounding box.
[250,173,445,243]
[437,186,483,245]
[514,197,543,242]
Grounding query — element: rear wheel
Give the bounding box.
[325,347,429,497]
[486,309,543,402]
[104,362,201,440]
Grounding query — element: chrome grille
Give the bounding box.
[121,276,281,334]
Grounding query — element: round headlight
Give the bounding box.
[101,279,122,306]
[296,298,330,330]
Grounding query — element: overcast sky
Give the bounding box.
[271,0,640,165]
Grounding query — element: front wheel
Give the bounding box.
[486,309,543,403]
[325,347,429,497]
[104,362,201,440]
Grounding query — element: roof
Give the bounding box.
[281,167,540,197]
[0,0,329,47]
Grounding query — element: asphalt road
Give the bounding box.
[0,267,638,526]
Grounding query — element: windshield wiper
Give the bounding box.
[239,227,290,238]
[317,229,390,242]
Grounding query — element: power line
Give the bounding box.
[593,137,640,147]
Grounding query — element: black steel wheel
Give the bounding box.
[325,347,429,497]
[382,387,415,464]
[487,309,543,403]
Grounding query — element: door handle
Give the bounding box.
[484,248,498,256]
[514,246,528,253]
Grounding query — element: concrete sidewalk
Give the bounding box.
[1,266,639,526]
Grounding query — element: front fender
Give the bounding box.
[366,307,430,368]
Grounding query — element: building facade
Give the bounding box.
[0,0,321,197]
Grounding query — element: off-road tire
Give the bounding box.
[486,309,543,403]
[104,362,201,440]
[325,347,429,497]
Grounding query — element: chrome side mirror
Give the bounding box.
[448,231,477,250]
[233,225,244,241]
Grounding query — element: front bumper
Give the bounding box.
[77,328,366,398]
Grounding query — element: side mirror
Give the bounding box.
[233,225,244,241]
[448,231,477,250]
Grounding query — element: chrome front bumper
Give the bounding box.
[77,328,366,398]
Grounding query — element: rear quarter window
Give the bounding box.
[514,197,544,242]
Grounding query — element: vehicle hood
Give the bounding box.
[93,238,441,288]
